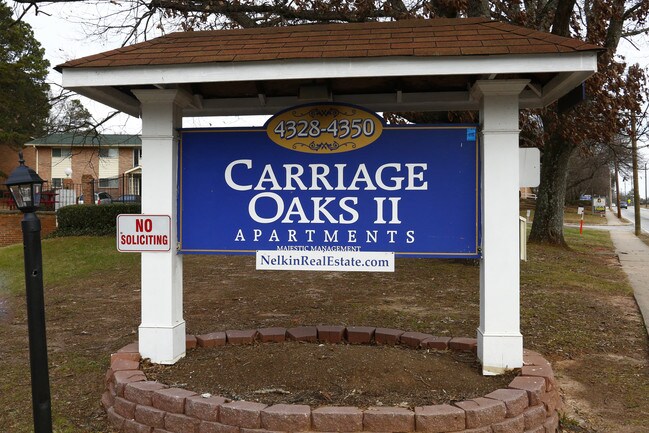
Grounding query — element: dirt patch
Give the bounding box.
[142,342,516,408]
[556,354,649,432]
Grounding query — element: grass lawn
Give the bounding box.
[520,206,608,225]
[0,228,648,432]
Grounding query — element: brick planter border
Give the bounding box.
[104,326,562,433]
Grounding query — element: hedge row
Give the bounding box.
[55,204,141,236]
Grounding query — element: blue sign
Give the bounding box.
[179,105,479,258]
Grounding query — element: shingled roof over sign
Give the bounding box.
[57,18,601,117]
[58,17,600,69]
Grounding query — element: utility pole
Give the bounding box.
[608,167,613,210]
[631,112,641,235]
[614,160,622,219]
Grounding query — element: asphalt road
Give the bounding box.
[619,206,649,234]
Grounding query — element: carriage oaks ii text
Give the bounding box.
[225,159,427,245]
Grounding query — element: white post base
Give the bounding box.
[477,329,523,375]
[138,321,187,364]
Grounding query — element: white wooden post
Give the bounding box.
[132,89,192,364]
[472,80,529,375]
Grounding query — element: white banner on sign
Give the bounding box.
[117,214,172,252]
[256,250,394,272]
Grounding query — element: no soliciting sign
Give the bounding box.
[117,214,171,252]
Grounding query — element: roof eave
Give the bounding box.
[61,51,599,117]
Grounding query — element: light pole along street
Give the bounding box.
[4,153,53,433]
[631,112,641,235]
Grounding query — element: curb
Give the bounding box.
[103,326,562,433]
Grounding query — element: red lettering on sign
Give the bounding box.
[135,218,153,233]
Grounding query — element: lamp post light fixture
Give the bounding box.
[4,152,53,433]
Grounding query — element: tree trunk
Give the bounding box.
[467,0,490,17]
[614,159,622,218]
[551,0,577,36]
[529,133,575,246]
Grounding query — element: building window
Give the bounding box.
[133,148,142,167]
[51,178,63,188]
[52,148,71,158]
[99,177,119,188]
[99,148,118,158]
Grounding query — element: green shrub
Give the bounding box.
[55,204,142,236]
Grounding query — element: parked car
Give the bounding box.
[77,192,113,205]
[114,194,141,203]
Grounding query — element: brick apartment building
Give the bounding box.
[0,134,140,243]
[19,133,142,201]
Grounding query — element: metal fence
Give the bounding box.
[0,189,19,211]
[0,174,141,211]
[1,181,80,211]
[90,173,142,204]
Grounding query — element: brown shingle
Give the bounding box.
[477,28,505,35]
[508,44,559,54]
[413,47,461,56]
[321,49,369,58]
[233,53,280,61]
[271,46,305,53]
[461,46,510,55]
[56,17,602,71]
[437,40,484,48]
[327,38,372,46]
[363,32,397,40]
[279,51,323,59]
[82,59,114,67]
[386,37,415,45]
[458,34,503,41]
[196,54,237,62]
[110,58,152,67]
[426,24,456,31]
[242,42,289,50]
[483,39,530,47]
[367,48,416,57]
[559,38,590,49]
[391,41,437,49]
[453,28,482,34]
[433,36,461,42]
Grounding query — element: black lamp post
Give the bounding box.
[4,152,53,433]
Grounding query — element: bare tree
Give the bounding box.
[11,0,649,246]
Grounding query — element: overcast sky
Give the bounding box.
[22,2,265,133]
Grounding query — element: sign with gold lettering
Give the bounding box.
[179,103,479,258]
[266,104,383,153]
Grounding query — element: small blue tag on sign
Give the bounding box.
[467,128,476,141]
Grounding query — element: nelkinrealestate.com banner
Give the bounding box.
[256,250,395,272]
[179,103,480,258]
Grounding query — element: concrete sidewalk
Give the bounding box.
[606,210,649,334]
